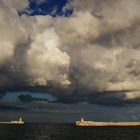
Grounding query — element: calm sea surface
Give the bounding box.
[0,123,140,140]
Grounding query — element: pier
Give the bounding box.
[76,118,140,126]
[0,118,24,125]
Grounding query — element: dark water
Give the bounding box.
[0,123,140,140]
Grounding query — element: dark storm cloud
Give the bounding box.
[0,104,25,111]
[0,0,140,106]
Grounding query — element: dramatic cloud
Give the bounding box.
[0,0,70,90]
[27,28,70,86]
[0,0,140,105]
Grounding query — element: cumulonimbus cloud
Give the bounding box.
[0,0,140,104]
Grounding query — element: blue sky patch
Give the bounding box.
[2,92,57,102]
[19,0,73,17]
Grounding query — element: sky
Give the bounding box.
[0,0,140,122]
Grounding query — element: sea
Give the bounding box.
[0,123,140,140]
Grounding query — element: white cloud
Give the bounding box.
[27,28,70,86]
